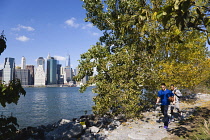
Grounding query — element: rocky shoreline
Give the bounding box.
[10,113,125,140]
[9,93,210,140]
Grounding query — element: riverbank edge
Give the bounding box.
[9,93,210,140]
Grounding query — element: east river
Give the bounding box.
[0,87,96,128]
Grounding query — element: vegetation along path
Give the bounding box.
[104,93,210,140]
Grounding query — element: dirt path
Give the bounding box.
[104,93,210,140]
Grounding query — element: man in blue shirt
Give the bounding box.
[156,83,173,129]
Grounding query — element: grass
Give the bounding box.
[164,99,210,140]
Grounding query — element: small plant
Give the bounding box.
[192,117,210,139]
[202,119,210,136]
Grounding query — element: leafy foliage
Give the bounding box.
[0,31,26,139]
[0,31,7,55]
[0,115,19,140]
[76,0,210,118]
[0,79,26,107]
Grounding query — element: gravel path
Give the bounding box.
[105,93,210,140]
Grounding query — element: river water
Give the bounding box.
[0,87,96,128]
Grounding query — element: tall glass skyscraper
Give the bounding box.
[47,55,57,85]
[3,57,15,84]
[65,54,71,82]
[15,69,30,85]
[26,65,34,85]
[66,54,70,67]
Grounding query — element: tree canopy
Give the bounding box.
[0,31,26,139]
[76,0,210,118]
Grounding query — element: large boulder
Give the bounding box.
[45,122,83,139]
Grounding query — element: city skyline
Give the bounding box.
[2,55,82,86]
[0,0,102,70]
[0,54,74,69]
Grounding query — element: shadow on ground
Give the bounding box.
[167,107,210,139]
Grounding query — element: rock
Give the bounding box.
[57,119,71,126]
[82,125,87,129]
[80,133,95,140]
[114,114,125,120]
[85,128,91,133]
[111,120,121,127]
[95,133,106,140]
[72,118,77,122]
[45,122,83,139]
[90,126,100,133]
[103,129,109,135]
[107,124,116,131]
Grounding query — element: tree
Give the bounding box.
[0,31,26,139]
[75,0,210,118]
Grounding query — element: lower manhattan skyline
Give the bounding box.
[1,55,83,86]
[0,0,102,69]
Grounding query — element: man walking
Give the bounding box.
[170,84,182,120]
[156,83,174,129]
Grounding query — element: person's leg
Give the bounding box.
[175,101,180,112]
[175,101,182,119]
[161,105,164,115]
[170,104,174,116]
[163,105,169,127]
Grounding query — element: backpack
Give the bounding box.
[174,89,182,98]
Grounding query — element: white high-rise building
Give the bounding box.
[34,65,46,86]
[34,57,46,86]
[37,57,45,72]
[21,56,26,69]
[3,57,15,84]
[60,66,67,84]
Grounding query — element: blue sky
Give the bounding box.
[0,0,102,69]
[1,0,210,70]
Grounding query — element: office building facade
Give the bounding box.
[3,57,15,84]
[37,57,45,71]
[47,55,57,85]
[15,69,30,85]
[34,57,46,86]
[26,65,34,85]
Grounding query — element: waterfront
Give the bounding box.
[0,87,96,128]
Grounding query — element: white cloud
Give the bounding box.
[54,55,66,61]
[82,23,93,29]
[65,18,79,28]
[12,24,35,31]
[16,36,30,42]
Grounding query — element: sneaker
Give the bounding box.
[164,126,168,129]
[168,119,170,124]
[171,116,174,122]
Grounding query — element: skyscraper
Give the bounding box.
[3,57,15,84]
[21,56,26,69]
[34,57,46,86]
[57,64,62,84]
[26,65,34,85]
[15,69,30,85]
[47,54,57,85]
[65,54,71,82]
[66,54,70,67]
[60,66,66,84]
[37,57,45,71]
